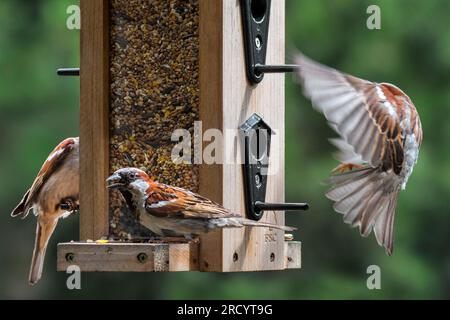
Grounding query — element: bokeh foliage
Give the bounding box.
[0,0,448,299]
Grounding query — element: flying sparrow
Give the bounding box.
[294,52,423,255]
[106,168,295,239]
[11,137,79,284]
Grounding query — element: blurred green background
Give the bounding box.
[1,0,449,299]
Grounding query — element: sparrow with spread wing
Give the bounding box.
[11,137,79,284]
[294,52,423,255]
[107,168,295,239]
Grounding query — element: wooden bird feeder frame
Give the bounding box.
[57,0,303,273]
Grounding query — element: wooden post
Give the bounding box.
[199,0,286,271]
[79,0,110,240]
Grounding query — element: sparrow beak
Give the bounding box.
[106,173,124,189]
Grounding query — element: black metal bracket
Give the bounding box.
[240,0,300,84]
[240,0,271,84]
[57,68,80,76]
[240,114,309,221]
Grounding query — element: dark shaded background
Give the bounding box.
[0,0,449,299]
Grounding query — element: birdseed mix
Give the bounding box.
[109,0,200,239]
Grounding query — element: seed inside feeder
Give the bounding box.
[109,0,200,239]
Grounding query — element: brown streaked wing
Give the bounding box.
[145,184,239,219]
[294,52,404,173]
[26,138,78,208]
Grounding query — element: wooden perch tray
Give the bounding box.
[57,241,301,272]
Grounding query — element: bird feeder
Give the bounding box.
[57,0,306,273]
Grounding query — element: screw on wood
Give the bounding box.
[65,253,75,263]
[137,253,148,264]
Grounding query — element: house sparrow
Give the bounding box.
[294,52,423,255]
[106,168,295,239]
[11,137,79,284]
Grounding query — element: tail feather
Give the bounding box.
[238,218,297,232]
[11,189,31,218]
[331,175,379,213]
[326,167,375,192]
[360,190,385,236]
[343,196,366,226]
[359,188,384,236]
[374,191,399,256]
[29,216,58,285]
[326,166,399,255]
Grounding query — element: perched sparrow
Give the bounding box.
[11,137,79,284]
[294,52,422,255]
[106,168,295,239]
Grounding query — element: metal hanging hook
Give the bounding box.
[240,0,300,84]
[240,114,309,221]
